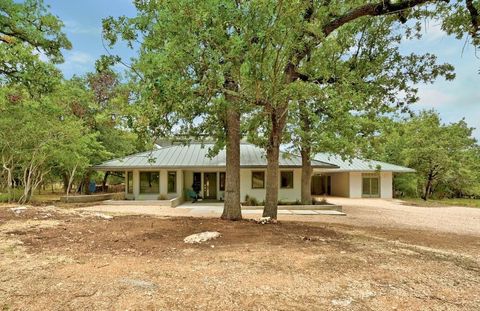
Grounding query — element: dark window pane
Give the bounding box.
[127,171,133,194]
[168,171,177,193]
[280,171,293,188]
[219,172,226,191]
[252,171,265,189]
[139,172,159,194]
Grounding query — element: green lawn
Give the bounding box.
[402,198,480,208]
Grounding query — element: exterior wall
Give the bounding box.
[330,172,350,197]
[240,168,302,203]
[124,169,183,200]
[124,168,394,201]
[349,172,363,198]
[380,171,393,199]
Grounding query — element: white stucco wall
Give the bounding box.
[349,172,363,198]
[124,168,394,201]
[239,168,302,203]
[380,171,393,199]
[330,172,350,197]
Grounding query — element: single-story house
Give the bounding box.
[92,142,414,201]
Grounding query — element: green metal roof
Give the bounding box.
[313,153,415,173]
[93,143,338,170]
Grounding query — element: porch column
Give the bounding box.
[176,169,183,198]
[133,170,140,199]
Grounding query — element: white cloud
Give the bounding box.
[68,51,94,65]
[64,20,102,36]
[416,86,455,108]
[57,51,96,77]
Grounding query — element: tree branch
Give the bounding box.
[466,0,479,40]
[322,0,442,37]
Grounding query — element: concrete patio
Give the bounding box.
[78,200,346,218]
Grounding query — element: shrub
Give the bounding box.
[244,195,259,206]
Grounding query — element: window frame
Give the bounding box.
[127,171,133,194]
[167,171,177,193]
[251,171,265,189]
[280,171,294,189]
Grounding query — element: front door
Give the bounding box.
[203,172,217,199]
[362,175,380,197]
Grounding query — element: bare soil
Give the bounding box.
[1,204,479,310]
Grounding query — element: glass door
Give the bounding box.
[362,174,380,197]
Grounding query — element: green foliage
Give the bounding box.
[0,0,71,94]
[373,110,480,199]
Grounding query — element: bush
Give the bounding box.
[244,195,260,206]
[112,192,126,200]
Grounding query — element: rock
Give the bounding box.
[183,231,221,244]
[94,213,113,220]
[10,206,28,214]
[331,298,353,307]
[120,278,157,290]
[257,217,277,224]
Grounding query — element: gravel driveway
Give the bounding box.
[78,197,480,237]
[314,197,480,237]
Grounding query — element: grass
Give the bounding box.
[0,189,63,204]
[401,198,480,208]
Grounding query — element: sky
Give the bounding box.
[44,0,480,140]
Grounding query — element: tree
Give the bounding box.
[246,0,479,218]
[0,0,71,94]
[103,0,261,220]
[373,110,479,200]
[287,17,454,204]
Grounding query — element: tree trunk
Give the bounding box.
[84,171,91,195]
[62,173,69,193]
[221,85,242,220]
[300,106,313,204]
[300,145,313,204]
[263,104,288,219]
[102,171,110,192]
[66,164,78,197]
[263,134,280,219]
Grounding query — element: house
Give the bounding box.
[92,142,414,202]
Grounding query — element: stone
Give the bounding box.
[331,298,353,307]
[10,206,28,214]
[94,213,113,220]
[183,231,221,244]
[257,217,277,224]
[120,278,157,290]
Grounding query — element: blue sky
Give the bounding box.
[44,0,480,140]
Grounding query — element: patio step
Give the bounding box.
[101,200,171,206]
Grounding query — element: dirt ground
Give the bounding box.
[1,204,479,310]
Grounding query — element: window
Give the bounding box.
[362,173,380,197]
[139,171,160,194]
[127,171,133,194]
[280,171,294,189]
[168,171,177,193]
[252,171,265,189]
[219,172,226,191]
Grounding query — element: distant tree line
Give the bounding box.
[0,0,146,203]
[368,110,480,200]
